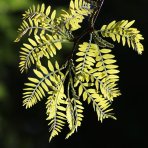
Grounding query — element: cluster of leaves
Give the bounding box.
[15,0,144,142]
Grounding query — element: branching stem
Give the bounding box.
[71,0,105,60]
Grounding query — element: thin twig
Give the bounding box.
[92,0,105,28]
[71,0,105,60]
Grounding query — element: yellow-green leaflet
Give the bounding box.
[40,66,49,75]
[48,61,54,72]
[28,78,39,83]
[51,10,56,20]
[34,69,44,78]
[28,38,37,46]
[46,6,51,16]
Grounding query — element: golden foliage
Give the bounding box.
[15,0,144,142]
[100,20,144,54]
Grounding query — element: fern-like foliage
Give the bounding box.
[19,34,63,73]
[100,20,144,54]
[15,0,144,142]
[61,0,92,31]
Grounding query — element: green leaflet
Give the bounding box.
[66,98,84,139]
[18,34,63,73]
[61,0,92,31]
[100,20,144,54]
[15,0,144,143]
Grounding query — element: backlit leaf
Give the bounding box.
[34,69,44,78]
[46,6,51,16]
[48,61,54,72]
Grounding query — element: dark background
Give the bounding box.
[0,0,147,148]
